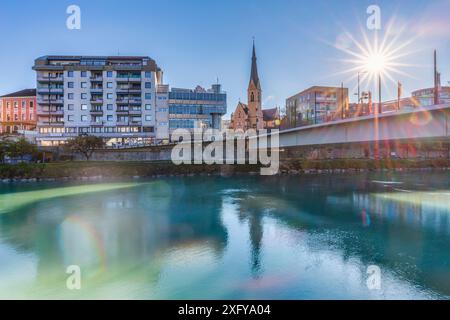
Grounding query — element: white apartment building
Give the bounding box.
[33,56,169,146]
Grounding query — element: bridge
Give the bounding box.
[277,104,450,159]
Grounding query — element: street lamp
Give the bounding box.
[363,52,387,115]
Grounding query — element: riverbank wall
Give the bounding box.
[1,159,450,181]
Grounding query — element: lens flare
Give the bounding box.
[329,16,422,98]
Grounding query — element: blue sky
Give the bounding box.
[1,0,450,117]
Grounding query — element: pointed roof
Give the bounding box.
[236,101,249,115]
[262,108,279,121]
[249,40,261,90]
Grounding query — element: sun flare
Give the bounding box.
[332,17,421,98]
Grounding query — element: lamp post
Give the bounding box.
[378,73,382,114]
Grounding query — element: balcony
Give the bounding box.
[116,121,129,126]
[90,76,103,82]
[116,76,141,83]
[130,121,142,126]
[90,109,103,114]
[37,109,64,116]
[37,87,64,94]
[129,99,142,105]
[90,121,104,126]
[37,76,64,82]
[90,99,103,104]
[90,87,103,93]
[40,121,64,126]
[129,109,142,115]
[37,98,64,105]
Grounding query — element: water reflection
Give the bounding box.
[0,172,449,299]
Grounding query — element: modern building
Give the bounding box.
[33,55,166,146]
[168,84,227,138]
[286,86,348,128]
[230,42,264,131]
[0,89,37,134]
[412,87,450,106]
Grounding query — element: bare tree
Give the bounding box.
[66,136,104,161]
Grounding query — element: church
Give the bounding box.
[229,42,278,131]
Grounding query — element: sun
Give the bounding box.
[330,16,420,98]
[364,52,388,75]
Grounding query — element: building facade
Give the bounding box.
[412,87,450,106]
[262,107,280,129]
[33,55,166,146]
[0,89,37,134]
[168,84,227,138]
[286,86,349,128]
[230,42,264,131]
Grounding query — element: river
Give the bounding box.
[0,172,449,299]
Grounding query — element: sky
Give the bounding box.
[1,0,450,118]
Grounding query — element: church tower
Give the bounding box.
[247,41,264,130]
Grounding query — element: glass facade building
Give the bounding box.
[168,84,227,137]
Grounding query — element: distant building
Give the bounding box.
[0,89,37,134]
[221,118,231,130]
[262,107,280,129]
[412,87,450,106]
[168,84,227,139]
[286,86,348,128]
[33,55,165,146]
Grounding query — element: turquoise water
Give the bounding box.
[0,172,449,299]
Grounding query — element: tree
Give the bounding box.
[0,138,10,163]
[7,138,37,162]
[66,136,104,161]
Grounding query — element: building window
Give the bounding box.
[14,102,18,109]
[68,115,74,122]
[81,71,87,77]
[22,101,26,108]
[145,104,151,110]
[81,115,87,122]
[67,71,74,77]
[107,93,113,99]
[145,82,152,89]
[68,82,74,88]
[145,72,151,78]
[145,93,152,100]
[145,115,152,121]
[81,82,87,88]
[30,101,34,109]
[68,104,74,110]
[81,104,88,110]
[107,104,113,111]
[81,93,87,99]
[68,93,74,100]
[107,115,113,122]
[107,71,113,77]
[107,82,113,88]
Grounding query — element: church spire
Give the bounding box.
[249,39,261,90]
